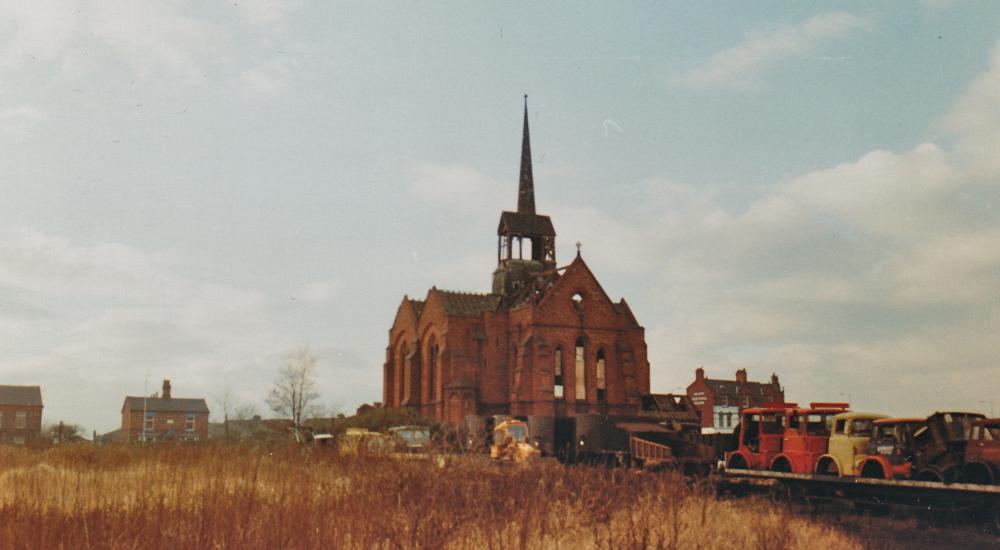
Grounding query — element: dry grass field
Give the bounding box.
[0,444,992,550]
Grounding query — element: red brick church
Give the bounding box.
[384,99,650,425]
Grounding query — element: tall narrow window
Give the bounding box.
[596,349,607,402]
[575,337,586,401]
[553,348,564,399]
[144,412,154,432]
[428,343,438,402]
[402,343,412,404]
[14,411,26,429]
[185,413,195,431]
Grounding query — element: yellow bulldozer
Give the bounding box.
[490,419,541,463]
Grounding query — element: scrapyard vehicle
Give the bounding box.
[725,403,793,471]
[766,403,849,473]
[490,419,541,462]
[388,425,432,453]
[814,411,888,476]
[859,412,986,482]
[961,418,1000,484]
[337,428,393,456]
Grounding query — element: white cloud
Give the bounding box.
[0,1,218,80]
[675,12,870,90]
[409,162,509,217]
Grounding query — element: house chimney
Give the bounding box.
[735,369,747,385]
[771,372,779,386]
[162,379,172,399]
[695,367,705,381]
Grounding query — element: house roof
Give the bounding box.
[123,396,209,414]
[498,211,556,237]
[704,379,774,397]
[0,385,42,407]
[436,291,500,317]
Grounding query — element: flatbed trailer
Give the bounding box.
[720,468,1000,532]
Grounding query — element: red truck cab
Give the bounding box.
[962,418,1000,484]
[725,403,794,471]
[769,403,850,473]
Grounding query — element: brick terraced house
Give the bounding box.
[120,380,210,442]
[686,367,784,434]
[385,99,650,425]
[0,385,43,446]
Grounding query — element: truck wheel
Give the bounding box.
[915,469,944,483]
[815,457,839,476]
[860,461,885,479]
[960,463,995,485]
[770,457,792,473]
[727,454,748,470]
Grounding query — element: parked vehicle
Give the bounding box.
[725,402,794,471]
[815,411,889,476]
[490,419,540,462]
[962,417,1000,484]
[767,403,850,473]
[388,425,432,453]
[859,412,985,482]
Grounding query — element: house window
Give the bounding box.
[743,396,749,407]
[574,337,586,400]
[596,349,607,402]
[144,412,155,432]
[15,411,26,429]
[12,436,24,446]
[553,348,564,399]
[186,413,195,431]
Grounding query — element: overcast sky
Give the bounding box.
[1,1,998,433]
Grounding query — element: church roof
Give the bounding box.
[436,291,500,317]
[498,211,556,237]
[408,299,425,318]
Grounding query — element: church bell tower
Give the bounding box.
[492,96,557,297]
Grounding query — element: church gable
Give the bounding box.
[389,296,421,336]
[535,255,630,326]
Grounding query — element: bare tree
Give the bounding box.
[266,347,321,426]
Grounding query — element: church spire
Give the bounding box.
[517,95,535,215]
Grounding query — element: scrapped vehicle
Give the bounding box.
[857,418,925,480]
[725,403,794,471]
[859,412,986,482]
[490,419,540,463]
[388,425,432,453]
[815,412,889,476]
[337,428,393,456]
[961,418,1000,484]
[768,403,850,473]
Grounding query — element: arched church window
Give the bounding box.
[571,292,584,313]
[575,337,586,401]
[553,347,564,399]
[402,343,411,404]
[428,342,438,403]
[596,349,607,402]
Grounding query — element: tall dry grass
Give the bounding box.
[0,443,860,549]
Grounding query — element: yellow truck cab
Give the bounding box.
[815,411,888,476]
[490,419,540,462]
